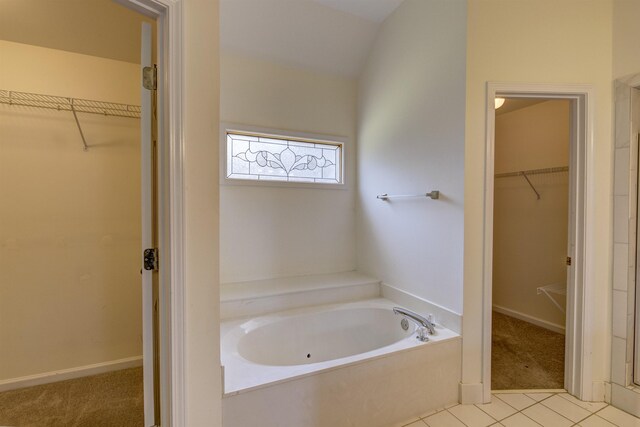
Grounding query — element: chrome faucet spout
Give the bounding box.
[393,307,436,341]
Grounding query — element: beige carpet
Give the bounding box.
[492,311,565,390]
[0,367,143,427]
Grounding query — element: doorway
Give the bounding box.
[0,1,162,426]
[482,83,596,402]
[491,97,570,390]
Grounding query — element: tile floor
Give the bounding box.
[399,391,640,427]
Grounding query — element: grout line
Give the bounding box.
[474,403,506,421]
[411,394,631,427]
[518,410,545,426]
[537,393,589,421]
[493,392,538,411]
[537,400,590,424]
[445,406,498,427]
[444,408,468,426]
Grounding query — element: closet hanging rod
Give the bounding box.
[0,89,141,119]
[494,166,568,179]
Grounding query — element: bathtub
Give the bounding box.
[221,298,462,427]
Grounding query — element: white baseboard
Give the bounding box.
[591,381,607,402]
[460,382,484,404]
[611,383,640,417]
[0,355,143,392]
[493,304,565,334]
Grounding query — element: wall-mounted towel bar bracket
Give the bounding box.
[377,190,439,201]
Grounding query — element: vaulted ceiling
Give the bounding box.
[220,0,405,77]
[1,0,404,76]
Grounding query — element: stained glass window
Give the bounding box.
[226,132,343,184]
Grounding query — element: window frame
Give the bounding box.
[220,123,347,189]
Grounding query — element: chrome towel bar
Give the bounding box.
[377,191,439,201]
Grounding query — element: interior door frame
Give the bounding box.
[482,82,595,402]
[115,0,185,425]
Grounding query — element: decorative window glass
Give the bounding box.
[226,132,343,184]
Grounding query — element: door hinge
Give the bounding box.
[566,256,572,266]
[143,65,157,90]
[144,248,159,271]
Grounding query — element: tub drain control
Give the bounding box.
[400,318,409,331]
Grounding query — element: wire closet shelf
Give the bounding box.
[0,89,141,119]
[0,89,141,151]
[494,166,568,200]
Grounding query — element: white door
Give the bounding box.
[141,21,159,427]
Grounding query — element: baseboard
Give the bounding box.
[381,283,462,334]
[611,383,640,417]
[592,381,607,402]
[460,382,484,404]
[493,304,565,334]
[0,355,143,392]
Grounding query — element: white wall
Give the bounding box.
[220,53,357,283]
[464,0,613,402]
[357,0,467,314]
[183,0,222,424]
[0,40,141,381]
[493,100,570,330]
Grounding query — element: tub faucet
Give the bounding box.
[393,307,436,342]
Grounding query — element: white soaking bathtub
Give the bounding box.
[236,303,413,367]
[221,298,461,427]
[221,298,459,394]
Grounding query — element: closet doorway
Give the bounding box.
[491,97,570,390]
[0,2,161,426]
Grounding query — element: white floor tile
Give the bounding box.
[423,410,466,427]
[500,412,542,427]
[522,403,573,427]
[598,406,640,427]
[476,398,518,421]
[540,394,591,422]
[557,393,608,412]
[578,415,618,427]
[495,393,537,411]
[448,405,496,427]
[525,393,553,402]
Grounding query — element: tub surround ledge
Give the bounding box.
[220,271,381,319]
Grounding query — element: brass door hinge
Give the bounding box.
[143,65,157,90]
[566,256,572,266]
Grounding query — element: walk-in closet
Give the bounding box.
[0,1,153,424]
[491,98,571,390]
